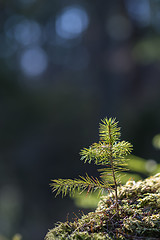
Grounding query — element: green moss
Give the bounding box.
[45,173,160,240]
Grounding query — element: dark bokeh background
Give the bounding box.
[1,0,160,239]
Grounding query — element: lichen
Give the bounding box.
[45,173,160,240]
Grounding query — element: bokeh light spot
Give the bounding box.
[125,0,151,26]
[55,6,89,39]
[20,47,48,77]
[5,15,25,40]
[5,16,42,46]
[145,159,157,172]
[152,134,160,149]
[14,19,41,46]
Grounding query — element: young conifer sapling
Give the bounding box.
[51,117,133,213]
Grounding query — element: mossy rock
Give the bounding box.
[45,173,160,240]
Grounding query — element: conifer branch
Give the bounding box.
[51,175,110,197]
[112,141,133,158]
[51,117,133,214]
[80,142,111,165]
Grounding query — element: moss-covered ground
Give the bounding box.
[45,173,160,240]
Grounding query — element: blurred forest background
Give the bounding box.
[0,0,160,239]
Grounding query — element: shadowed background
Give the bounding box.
[0,0,160,239]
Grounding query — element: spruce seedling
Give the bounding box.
[51,117,132,213]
